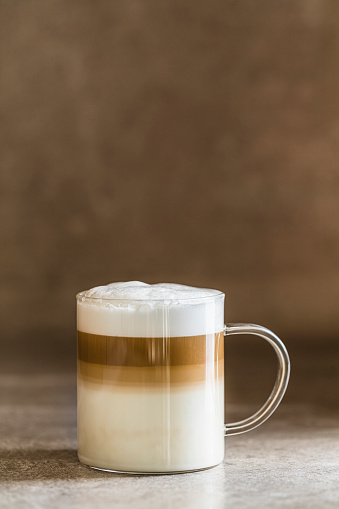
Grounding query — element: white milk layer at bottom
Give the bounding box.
[77,378,224,473]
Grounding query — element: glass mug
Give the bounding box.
[77,282,290,474]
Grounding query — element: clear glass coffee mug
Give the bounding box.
[77,283,290,474]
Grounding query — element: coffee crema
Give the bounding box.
[78,331,224,385]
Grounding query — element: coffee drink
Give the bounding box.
[77,282,225,473]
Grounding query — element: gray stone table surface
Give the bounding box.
[1,339,339,508]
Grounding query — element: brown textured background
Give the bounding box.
[1,0,339,355]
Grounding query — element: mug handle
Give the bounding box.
[224,323,290,436]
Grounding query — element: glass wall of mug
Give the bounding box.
[77,290,225,474]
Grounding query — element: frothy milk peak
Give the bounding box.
[82,281,222,301]
[77,281,225,337]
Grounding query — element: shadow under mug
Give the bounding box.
[77,290,290,474]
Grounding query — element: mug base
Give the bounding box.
[79,459,222,475]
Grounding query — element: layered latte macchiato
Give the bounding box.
[77,282,225,473]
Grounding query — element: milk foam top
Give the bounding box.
[77,282,225,337]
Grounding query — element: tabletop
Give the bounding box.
[1,337,338,509]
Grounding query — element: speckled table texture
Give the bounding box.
[1,341,339,509]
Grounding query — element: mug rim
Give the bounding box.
[76,290,225,303]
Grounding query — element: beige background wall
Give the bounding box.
[1,0,339,347]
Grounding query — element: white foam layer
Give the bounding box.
[77,282,224,337]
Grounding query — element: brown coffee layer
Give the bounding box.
[77,331,224,367]
[78,360,224,386]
